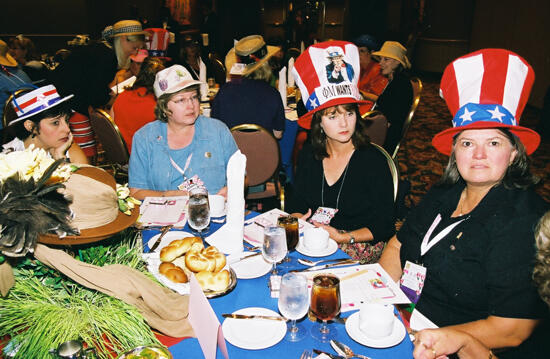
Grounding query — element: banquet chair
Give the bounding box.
[361,110,388,147]
[208,53,227,85]
[231,124,284,210]
[391,77,423,159]
[370,142,399,202]
[89,108,129,180]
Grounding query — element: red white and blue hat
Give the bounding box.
[144,28,172,59]
[9,85,73,126]
[292,41,366,129]
[433,48,540,155]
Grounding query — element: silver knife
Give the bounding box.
[312,349,346,359]
[228,251,261,265]
[222,313,287,321]
[149,224,174,252]
[292,259,359,272]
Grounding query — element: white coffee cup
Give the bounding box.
[358,303,395,339]
[208,194,225,217]
[303,227,329,251]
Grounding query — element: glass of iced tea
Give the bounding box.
[310,273,341,342]
[277,215,299,266]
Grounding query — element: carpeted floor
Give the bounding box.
[396,73,550,210]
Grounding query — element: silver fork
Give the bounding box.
[297,257,350,267]
[299,350,312,359]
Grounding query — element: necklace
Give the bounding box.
[321,159,351,210]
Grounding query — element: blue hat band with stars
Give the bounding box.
[452,103,516,128]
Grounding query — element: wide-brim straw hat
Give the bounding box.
[225,35,280,76]
[433,48,540,155]
[103,20,148,39]
[0,40,17,67]
[39,166,139,245]
[371,41,411,69]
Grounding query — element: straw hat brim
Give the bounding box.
[432,121,541,156]
[39,167,138,245]
[0,52,18,67]
[297,98,369,130]
[225,45,280,76]
[371,50,411,69]
[112,30,148,37]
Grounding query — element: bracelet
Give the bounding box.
[339,230,355,244]
[488,350,494,359]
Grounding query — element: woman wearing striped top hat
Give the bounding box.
[2,84,88,164]
[287,41,396,264]
[379,49,549,357]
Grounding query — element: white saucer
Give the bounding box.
[146,231,195,251]
[345,312,406,348]
[295,238,338,257]
[229,253,272,279]
[222,307,287,350]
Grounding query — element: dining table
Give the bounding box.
[142,213,414,359]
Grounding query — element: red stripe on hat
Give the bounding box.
[294,48,320,96]
[440,61,460,116]
[479,49,507,105]
[19,89,58,110]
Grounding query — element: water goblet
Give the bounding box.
[310,273,341,342]
[277,215,299,268]
[187,186,210,239]
[262,226,287,275]
[278,273,309,342]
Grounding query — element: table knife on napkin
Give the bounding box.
[222,313,287,321]
[291,259,359,272]
[312,349,346,359]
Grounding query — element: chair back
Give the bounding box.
[391,77,422,158]
[230,124,281,187]
[370,142,399,202]
[89,109,129,166]
[361,110,388,147]
[208,53,227,85]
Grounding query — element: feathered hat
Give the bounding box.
[433,48,540,155]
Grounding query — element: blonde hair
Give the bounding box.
[113,34,145,69]
[534,211,550,307]
[244,62,272,82]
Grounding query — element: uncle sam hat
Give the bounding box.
[292,40,367,129]
[433,48,539,155]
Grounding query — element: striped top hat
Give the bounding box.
[144,28,172,58]
[433,48,540,155]
[9,85,73,126]
[292,40,366,129]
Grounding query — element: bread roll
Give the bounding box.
[195,270,230,291]
[159,236,203,262]
[158,262,188,283]
[204,246,227,272]
[185,251,213,272]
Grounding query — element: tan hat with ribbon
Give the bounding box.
[0,40,17,67]
[371,41,411,69]
[102,20,148,40]
[225,35,280,76]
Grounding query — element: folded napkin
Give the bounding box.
[200,58,208,101]
[278,66,287,108]
[34,244,195,338]
[288,57,295,87]
[206,150,246,254]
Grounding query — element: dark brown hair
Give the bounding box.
[154,85,201,122]
[130,57,165,94]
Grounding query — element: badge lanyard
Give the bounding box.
[420,213,469,256]
[169,153,192,180]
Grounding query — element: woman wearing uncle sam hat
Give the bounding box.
[287,41,396,264]
[380,49,549,357]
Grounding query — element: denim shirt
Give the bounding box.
[129,116,238,194]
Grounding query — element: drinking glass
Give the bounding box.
[279,273,309,342]
[277,215,299,267]
[262,226,287,275]
[310,273,341,342]
[187,186,210,238]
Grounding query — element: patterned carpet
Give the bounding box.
[396,74,550,209]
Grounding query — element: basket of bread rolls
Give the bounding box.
[157,236,236,297]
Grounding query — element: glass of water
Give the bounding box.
[279,273,309,342]
[187,186,210,238]
[262,226,287,275]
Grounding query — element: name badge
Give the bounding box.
[399,260,426,304]
[178,175,204,192]
[310,206,338,225]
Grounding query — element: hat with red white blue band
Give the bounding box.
[292,40,367,129]
[9,85,73,126]
[433,48,540,155]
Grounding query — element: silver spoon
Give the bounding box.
[297,257,350,267]
[330,340,372,359]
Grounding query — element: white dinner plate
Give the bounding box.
[229,253,272,279]
[345,311,406,348]
[146,231,195,251]
[222,307,287,350]
[295,238,338,257]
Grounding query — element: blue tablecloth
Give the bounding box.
[142,214,413,359]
